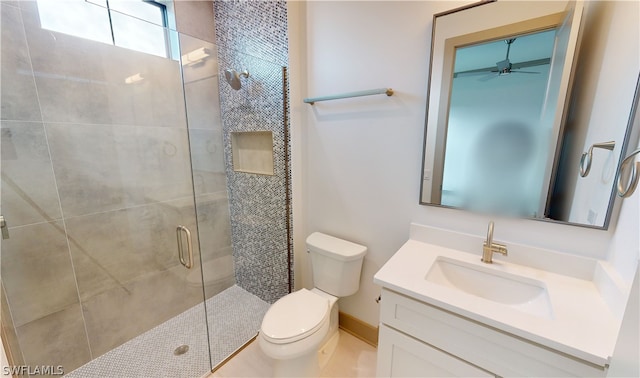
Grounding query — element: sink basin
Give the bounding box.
[425,257,553,319]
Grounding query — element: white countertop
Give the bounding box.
[374,238,620,367]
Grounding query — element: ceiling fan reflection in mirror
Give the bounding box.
[482,38,541,80]
[453,37,551,81]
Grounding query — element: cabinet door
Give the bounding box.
[376,324,493,377]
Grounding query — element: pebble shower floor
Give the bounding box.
[66,285,270,378]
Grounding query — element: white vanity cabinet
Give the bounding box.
[376,288,607,377]
[377,322,492,377]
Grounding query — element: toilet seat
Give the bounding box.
[260,289,329,344]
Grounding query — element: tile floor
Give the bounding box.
[63,283,377,378]
[210,330,378,377]
[66,285,269,378]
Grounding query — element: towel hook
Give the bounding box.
[579,141,616,177]
[617,148,640,198]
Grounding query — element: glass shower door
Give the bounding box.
[0,1,212,376]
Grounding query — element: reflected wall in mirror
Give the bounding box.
[420,0,640,229]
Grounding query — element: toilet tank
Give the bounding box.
[306,232,367,297]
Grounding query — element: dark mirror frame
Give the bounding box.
[419,0,639,230]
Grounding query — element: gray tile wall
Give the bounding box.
[0,1,225,373]
[213,0,292,303]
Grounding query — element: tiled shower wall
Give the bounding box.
[213,0,293,303]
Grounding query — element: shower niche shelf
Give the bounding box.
[231,131,275,175]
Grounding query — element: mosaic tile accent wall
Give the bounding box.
[213,0,292,303]
[213,0,289,67]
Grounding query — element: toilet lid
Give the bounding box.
[260,289,329,344]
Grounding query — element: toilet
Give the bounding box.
[258,232,367,377]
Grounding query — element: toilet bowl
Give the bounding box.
[259,288,338,376]
[258,232,367,377]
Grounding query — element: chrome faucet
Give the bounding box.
[482,221,508,263]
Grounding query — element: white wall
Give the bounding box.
[292,0,458,326]
[566,0,640,225]
[289,0,639,329]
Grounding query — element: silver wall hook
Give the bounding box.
[617,148,640,197]
[579,141,616,177]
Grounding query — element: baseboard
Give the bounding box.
[338,311,378,347]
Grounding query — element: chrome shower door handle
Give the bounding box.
[176,225,193,269]
[0,216,8,239]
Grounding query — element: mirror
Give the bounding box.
[420,0,639,229]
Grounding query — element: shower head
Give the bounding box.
[224,69,250,90]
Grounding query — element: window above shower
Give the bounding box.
[36,0,179,60]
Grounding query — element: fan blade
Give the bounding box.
[453,66,497,78]
[455,58,551,77]
[511,58,550,70]
[454,70,497,79]
[478,72,498,82]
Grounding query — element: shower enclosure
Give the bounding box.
[0,1,288,376]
